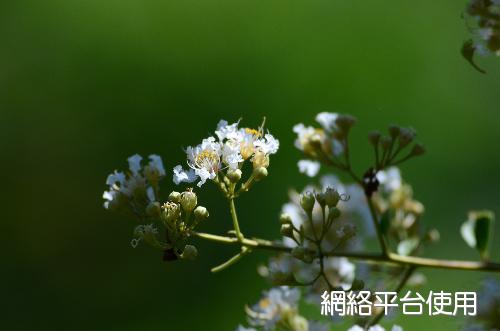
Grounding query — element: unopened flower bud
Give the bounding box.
[398,127,416,147]
[252,151,270,169]
[292,246,314,264]
[181,245,198,260]
[168,191,181,203]
[425,228,440,243]
[253,167,268,181]
[324,187,340,207]
[368,131,381,146]
[162,201,181,222]
[335,115,357,132]
[180,189,197,213]
[300,191,316,213]
[380,136,392,150]
[315,192,326,207]
[388,124,401,139]
[328,207,341,223]
[194,206,209,221]
[280,223,294,238]
[279,213,292,224]
[146,201,161,218]
[227,169,242,183]
[410,143,425,156]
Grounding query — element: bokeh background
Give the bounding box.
[1,0,500,330]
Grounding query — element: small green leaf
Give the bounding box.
[461,210,495,260]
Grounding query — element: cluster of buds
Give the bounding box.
[293,112,357,177]
[372,167,437,256]
[173,118,279,196]
[130,188,209,261]
[462,0,500,73]
[102,154,165,217]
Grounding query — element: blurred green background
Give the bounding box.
[1,0,500,330]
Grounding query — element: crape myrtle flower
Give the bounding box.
[103,154,165,216]
[464,278,500,331]
[173,119,279,188]
[243,286,315,331]
[371,167,433,257]
[294,112,356,177]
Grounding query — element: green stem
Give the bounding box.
[229,198,244,242]
[211,246,251,273]
[191,231,500,272]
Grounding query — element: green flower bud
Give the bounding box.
[398,127,416,147]
[227,169,242,183]
[300,191,315,213]
[315,192,326,208]
[388,124,401,139]
[368,131,381,146]
[253,167,268,181]
[194,206,209,221]
[180,189,197,213]
[145,201,161,218]
[162,201,181,223]
[324,187,340,207]
[327,207,341,223]
[291,247,314,264]
[181,245,198,260]
[168,191,181,203]
[280,223,294,238]
[380,136,392,151]
[279,213,292,224]
[425,228,440,243]
[410,143,425,156]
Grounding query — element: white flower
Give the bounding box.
[254,133,280,155]
[247,286,301,330]
[293,123,318,151]
[185,137,222,187]
[222,139,244,170]
[215,119,240,141]
[127,154,142,175]
[323,257,356,290]
[376,167,402,193]
[315,112,338,132]
[298,160,321,177]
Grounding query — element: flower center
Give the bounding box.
[196,150,219,170]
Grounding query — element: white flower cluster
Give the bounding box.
[103,154,165,213]
[173,119,279,187]
[237,286,328,331]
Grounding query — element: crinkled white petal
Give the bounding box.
[195,168,215,187]
[215,120,240,141]
[222,140,243,169]
[347,326,364,331]
[255,134,279,155]
[146,186,155,202]
[127,154,143,175]
[315,112,338,131]
[106,171,126,187]
[173,165,197,185]
[298,160,320,177]
[148,154,165,176]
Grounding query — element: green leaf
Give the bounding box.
[461,210,495,260]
